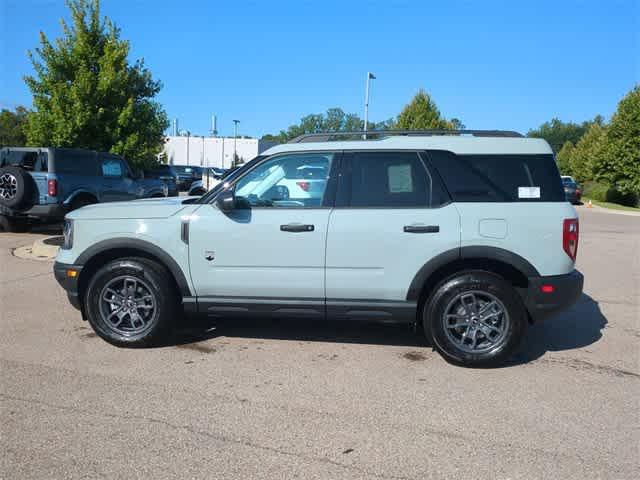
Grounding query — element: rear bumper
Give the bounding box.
[53,262,83,311]
[1,203,67,221]
[524,270,584,322]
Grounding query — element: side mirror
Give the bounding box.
[216,188,236,212]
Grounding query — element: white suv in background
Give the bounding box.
[54,130,583,367]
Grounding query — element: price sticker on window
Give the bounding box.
[518,186,541,199]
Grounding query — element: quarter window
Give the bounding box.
[427,151,565,202]
[234,152,333,208]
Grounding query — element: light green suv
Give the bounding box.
[54,130,583,367]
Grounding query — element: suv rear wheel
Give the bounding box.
[423,271,526,367]
[84,257,177,347]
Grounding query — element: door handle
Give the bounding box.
[403,225,439,233]
[280,223,314,232]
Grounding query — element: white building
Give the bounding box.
[163,136,275,169]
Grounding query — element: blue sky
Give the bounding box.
[1,0,638,138]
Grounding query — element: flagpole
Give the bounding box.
[364,72,371,139]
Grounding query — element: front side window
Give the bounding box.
[340,151,433,207]
[234,152,333,208]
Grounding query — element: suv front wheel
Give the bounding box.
[424,271,527,367]
[84,257,177,347]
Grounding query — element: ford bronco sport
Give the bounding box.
[54,130,583,367]
[0,147,168,232]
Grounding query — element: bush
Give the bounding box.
[583,181,609,202]
[583,181,639,207]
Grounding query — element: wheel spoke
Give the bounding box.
[99,275,156,335]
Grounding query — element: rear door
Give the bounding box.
[325,151,460,321]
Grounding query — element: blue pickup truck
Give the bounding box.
[0,147,169,232]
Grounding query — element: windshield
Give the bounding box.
[197,156,265,204]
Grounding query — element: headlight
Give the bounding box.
[62,219,74,250]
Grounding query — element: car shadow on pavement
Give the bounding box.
[169,293,607,362]
[170,316,425,348]
[508,293,607,366]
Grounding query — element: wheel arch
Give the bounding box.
[407,246,539,314]
[76,238,192,309]
[63,189,99,206]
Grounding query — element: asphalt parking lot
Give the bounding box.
[1,206,638,479]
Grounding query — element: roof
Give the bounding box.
[262,134,553,156]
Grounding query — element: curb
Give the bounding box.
[13,236,62,262]
[577,204,640,217]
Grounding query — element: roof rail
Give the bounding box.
[288,129,524,143]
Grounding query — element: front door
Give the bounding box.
[188,151,338,318]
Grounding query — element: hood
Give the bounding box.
[67,196,197,220]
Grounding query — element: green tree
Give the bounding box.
[555,141,575,176]
[596,86,640,196]
[395,89,453,130]
[527,116,603,153]
[24,0,168,169]
[260,108,393,144]
[568,123,606,183]
[0,106,30,146]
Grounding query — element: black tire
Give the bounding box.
[70,195,96,211]
[423,270,527,367]
[84,257,178,347]
[0,215,29,233]
[0,166,33,209]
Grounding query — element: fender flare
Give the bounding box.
[75,237,192,296]
[63,189,99,206]
[406,246,539,301]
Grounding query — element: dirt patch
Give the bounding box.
[402,351,428,361]
[176,343,217,354]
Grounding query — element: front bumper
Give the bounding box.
[53,262,83,311]
[524,270,584,322]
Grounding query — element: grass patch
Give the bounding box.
[583,197,640,212]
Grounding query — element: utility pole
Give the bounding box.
[232,119,240,167]
[363,72,376,139]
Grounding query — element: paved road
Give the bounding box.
[1,207,638,479]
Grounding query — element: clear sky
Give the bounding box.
[1,0,639,138]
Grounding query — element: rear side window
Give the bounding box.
[56,150,98,176]
[1,150,48,171]
[426,151,565,202]
[101,158,124,177]
[338,151,447,208]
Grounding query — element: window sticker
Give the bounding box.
[518,186,541,199]
[388,164,413,193]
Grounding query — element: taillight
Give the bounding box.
[563,218,579,261]
[296,181,310,192]
[48,179,58,197]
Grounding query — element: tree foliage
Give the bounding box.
[24,0,168,169]
[0,106,30,146]
[261,108,394,143]
[527,116,603,153]
[395,89,453,130]
[567,123,606,183]
[595,86,640,196]
[555,141,575,176]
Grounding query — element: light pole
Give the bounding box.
[363,72,376,139]
[232,119,240,166]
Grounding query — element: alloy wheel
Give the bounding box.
[99,276,157,336]
[442,291,510,353]
[0,173,18,200]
